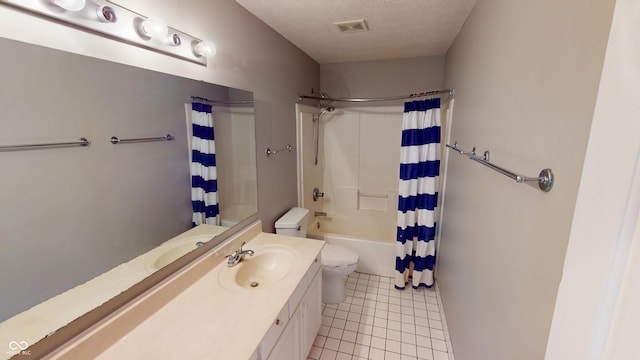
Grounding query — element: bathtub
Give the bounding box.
[220,203,257,227]
[307,229,396,277]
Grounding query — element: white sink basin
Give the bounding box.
[152,243,199,269]
[146,234,214,271]
[218,244,297,290]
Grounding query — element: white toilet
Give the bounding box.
[275,207,359,304]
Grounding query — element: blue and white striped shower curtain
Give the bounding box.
[190,102,219,226]
[395,98,441,289]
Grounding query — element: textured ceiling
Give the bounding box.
[236,0,477,64]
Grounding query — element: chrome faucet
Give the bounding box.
[225,242,254,267]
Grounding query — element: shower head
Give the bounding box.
[318,107,335,116]
[312,107,335,121]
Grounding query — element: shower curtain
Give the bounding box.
[190,102,220,226]
[395,98,441,289]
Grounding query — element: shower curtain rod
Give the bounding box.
[297,88,454,103]
[189,96,254,105]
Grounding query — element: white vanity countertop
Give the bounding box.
[0,224,226,357]
[47,226,325,360]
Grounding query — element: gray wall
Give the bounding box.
[0,0,318,318]
[439,0,615,359]
[320,56,445,106]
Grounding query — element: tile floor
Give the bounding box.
[307,272,453,360]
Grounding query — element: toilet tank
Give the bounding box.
[275,207,310,237]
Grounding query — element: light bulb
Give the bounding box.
[96,5,117,23]
[168,33,182,47]
[51,0,86,11]
[139,18,168,39]
[193,40,216,58]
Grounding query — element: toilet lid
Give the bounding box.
[321,244,359,267]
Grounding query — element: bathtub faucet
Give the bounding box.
[314,211,327,217]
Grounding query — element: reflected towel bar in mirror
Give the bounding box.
[0,137,91,152]
[265,144,295,157]
[446,142,554,192]
[110,134,174,144]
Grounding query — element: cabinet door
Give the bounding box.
[301,272,322,358]
[266,266,322,360]
[260,305,290,359]
[268,310,301,360]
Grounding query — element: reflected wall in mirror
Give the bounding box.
[0,37,257,351]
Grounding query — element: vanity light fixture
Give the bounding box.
[96,5,117,23]
[1,0,214,66]
[193,40,216,58]
[51,0,86,11]
[138,17,168,40]
[168,33,182,46]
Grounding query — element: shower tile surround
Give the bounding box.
[300,107,404,243]
[308,272,453,360]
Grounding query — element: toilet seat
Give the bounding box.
[321,244,359,267]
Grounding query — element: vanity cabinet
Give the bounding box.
[42,230,326,360]
[261,255,322,360]
[299,269,322,357]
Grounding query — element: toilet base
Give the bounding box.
[322,273,346,304]
[321,263,357,304]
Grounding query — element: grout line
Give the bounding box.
[309,272,454,360]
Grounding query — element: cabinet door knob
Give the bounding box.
[275,319,281,325]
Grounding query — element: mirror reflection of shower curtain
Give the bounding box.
[395,98,441,289]
[189,102,220,226]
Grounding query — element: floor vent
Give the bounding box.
[334,19,369,33]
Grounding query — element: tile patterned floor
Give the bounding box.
[307,272,453,360]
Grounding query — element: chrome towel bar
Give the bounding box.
[446,142,554,192]
[265,144,295,157]
[110,134,174,144]
[0,137,91,152]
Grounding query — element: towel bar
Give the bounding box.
[0,138,91,152]
[446,142,554,192]
[110,134,174,144]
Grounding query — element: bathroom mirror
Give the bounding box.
[0,37,257,353]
